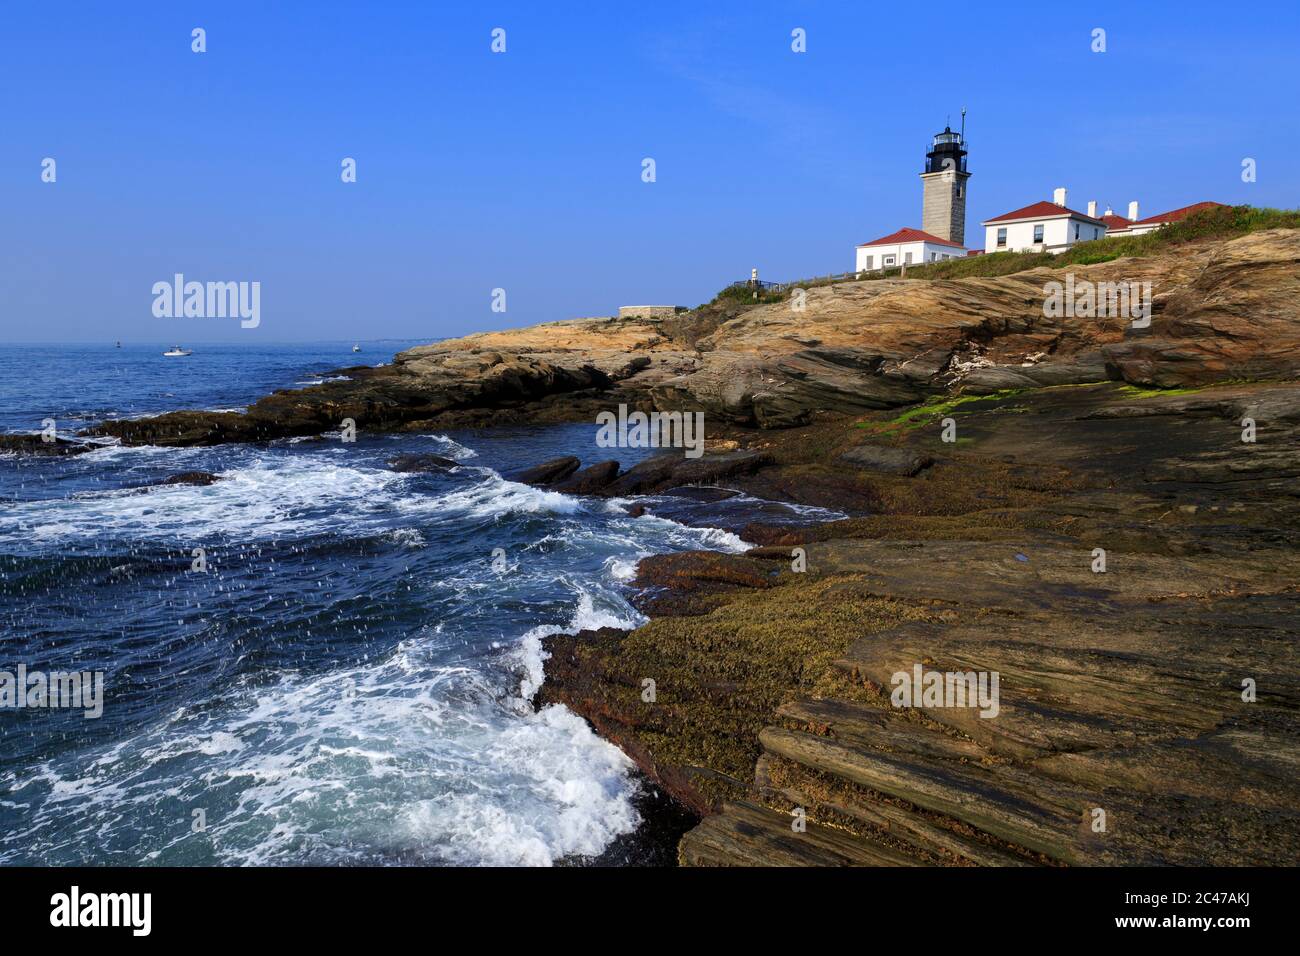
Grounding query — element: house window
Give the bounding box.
[1074,223,1080,240]
[883,255,896,266]
[863,255,873,270]
[1094,227,1099,239]
[1033,224,1044,243]
[904,252,913,265]
[996,228,1007,247]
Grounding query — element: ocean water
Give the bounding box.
[0,342,837,866]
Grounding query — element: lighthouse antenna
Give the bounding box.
[960,107,966,142]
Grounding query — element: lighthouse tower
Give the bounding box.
[919,117,971,246]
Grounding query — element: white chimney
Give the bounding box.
[1128,201,1139,222]
[1053,187,1068,207]
[1087,200,1097,218]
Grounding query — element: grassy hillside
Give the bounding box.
[708,205,1300,304]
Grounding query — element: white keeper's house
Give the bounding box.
[855,227,967,272]
[981,191,1228,254]
[981,188,1106,254]
[1102,200,1228,237]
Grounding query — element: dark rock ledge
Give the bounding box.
[508,450,773,498]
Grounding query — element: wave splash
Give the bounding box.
[0,426,812,866]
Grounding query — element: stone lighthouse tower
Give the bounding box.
[919,113,971,246]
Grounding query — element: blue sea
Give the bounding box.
[0,342,836,866]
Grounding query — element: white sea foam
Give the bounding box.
[605,557,639,582]
[0,456,403,545]
[513,587,643,704]
[0,610,643,867]
[640,512,750,553]
[395,704,638,865]
[394,472,583,522]
[82,442,203,463]
[382,527,427,549]
[0,455,590,547]
[420,434,477,459]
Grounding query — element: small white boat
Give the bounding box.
[163,347,192,357]
[351,344,361,352]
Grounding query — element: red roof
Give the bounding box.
[1134,201,1228,226]
[1101,214,1134,231]
[856,227,965,249]
[983,200,1105,225]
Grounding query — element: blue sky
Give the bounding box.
[2,0,1296,343]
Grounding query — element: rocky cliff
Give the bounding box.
[88,229,1300,445]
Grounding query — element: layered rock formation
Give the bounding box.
[538,382,1300,865]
